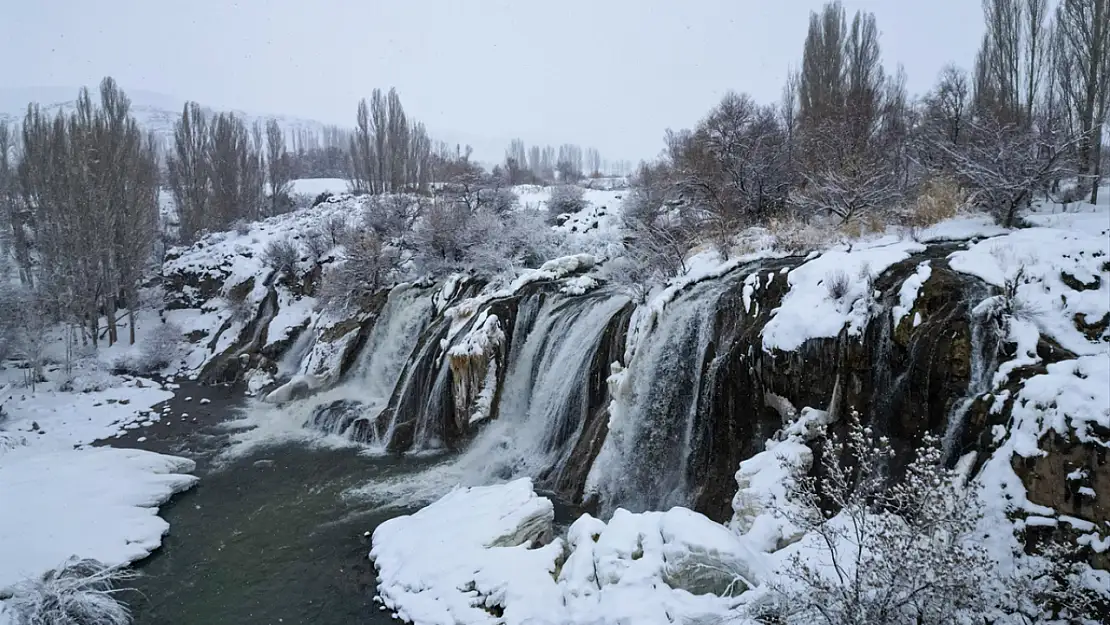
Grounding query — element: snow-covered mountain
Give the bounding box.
[0,86,337,147]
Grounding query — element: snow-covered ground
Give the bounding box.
[0,363,196,618]
[288,177,350,198]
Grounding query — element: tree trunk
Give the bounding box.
[128,305,136,346]
[106,296,118,346]
[1090,141,1103,205]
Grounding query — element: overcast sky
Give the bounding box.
[2,0,984,163]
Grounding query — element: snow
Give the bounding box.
[288,177,350,197]
[914,214,1008,242]
[444,253,597,340]
[0,447,197,589]
[370,479,563,625]
[0,375,172,451]
[947,194,1110,568]
[0,363,195,612]
[891,261,932,329]
[762,238,925,352]
[730,408,829,552]
[370,478,754,625]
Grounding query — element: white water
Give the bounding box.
[234,284,438,451]
[942,288,1000,461]
[469,292,629,483]
[589,277,731,515]
[354,290,630,508]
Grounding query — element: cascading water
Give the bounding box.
[298,284,437,444]
[449,290,632,488]
[942,283,1001,462]
[590,276,735,515]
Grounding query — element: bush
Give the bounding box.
[547,185,587,221]
[767,217,834,253]
[262,237,300,275]
[132,321,181,374]
[303,228,331,261]
[5,557,136,625]
[824,270,851,300]
[231,219,252,236]
[905,176,965,228]
[322,214,350,247]
[290,192,314,210]
[320,231,401,310]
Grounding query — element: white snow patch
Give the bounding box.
[370,478,754,625]
[762,238,925,352]
[892,261,932,329]
[0,447,197,589]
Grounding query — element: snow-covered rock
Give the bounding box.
[370,479,758,625]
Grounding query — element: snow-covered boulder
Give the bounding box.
[370,479,757,625]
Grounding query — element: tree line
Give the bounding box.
[0,78,159,349]
[624,0,1110,279]
[502,139,631,184]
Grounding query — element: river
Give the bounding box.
[100,382,432,625]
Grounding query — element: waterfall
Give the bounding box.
[299,284,437,444]
[590,276,734,515]
[942,284,1001,462]
[444,291,631,486]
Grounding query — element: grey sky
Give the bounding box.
[2,0,984,163]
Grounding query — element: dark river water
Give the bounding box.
[100,382,433,625]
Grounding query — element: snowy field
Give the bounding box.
[0,361,197,619]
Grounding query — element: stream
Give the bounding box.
[100,382,433,625]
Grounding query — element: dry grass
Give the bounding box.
[904,177,966,228]
[767,217,837,253]
[6,558,137,625]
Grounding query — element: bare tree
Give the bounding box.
[789,157,902,225]
[265,118,294,214]
[0,120,32,286]
[19,78,159,345]
[208,111,265,227]
[349,98,376,194]
[925,65,972,146]
[1054,0,1110,203]
[939,120,1075,226]
[168,102,211,242]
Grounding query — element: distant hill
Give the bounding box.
[0,86,336,149]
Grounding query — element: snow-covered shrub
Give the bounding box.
[136,321,181,374]
[767,217,834,253]
[752,412,1099,625]
[460,208,559,277]
[484,187,519,216]
[290,192,314,210]
[262,237,299,275]
[364,194,425,242]
[302,228,331,261]
[320,231,401,309]
[5,557,135,625]
[547,184,587,222]
[231,219,251,236]
[321,214,350,247]
[110,321,181,376]
[412,201,470,276]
